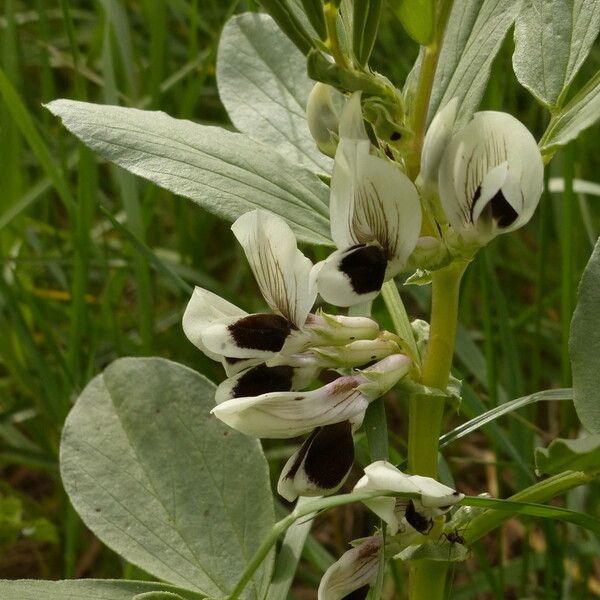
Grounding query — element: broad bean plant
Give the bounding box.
[3,1,600,599]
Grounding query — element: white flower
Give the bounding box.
[318,536,381,600]
[277,420,355,501]
[354,461,464,534]
[211,354,411,438]
[437,111,544,244]
[186,209,317,360]
[314,93,422,307]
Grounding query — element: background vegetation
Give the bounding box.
[0,0,599,597]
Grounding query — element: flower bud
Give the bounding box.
[438,111,543,246]
[318,536,381,600]
[306,83,344,157]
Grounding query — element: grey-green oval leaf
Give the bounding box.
[60,357,275,599]
[0,580,204,600]
[513,0,600,108]
[535,435,600,475]
[427,0,521,127]
[540,70,600,155]
[45,99,332,246]
[217,13,332,174]
[570,236,600,433]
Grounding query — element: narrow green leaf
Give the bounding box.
[257,0,316,54]
[513,0,600,108]
[426,0,521,126]
[217,13,332,173]
[439,389,573,449]
[353,0,383,66]
[462,496,600,538]
[60,358,275,599]
[268,497,315,600]
[394,0,434,46]
[300,0,326,40]
[45,99,332,245]
[0,580,204,600]
[540,70,600,155]
[0,67,74,212]
[536,435,600,475]
[570,236,600,433]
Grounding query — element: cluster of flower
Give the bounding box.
[182,89,543,599]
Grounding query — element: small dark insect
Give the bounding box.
[443,529,466,545]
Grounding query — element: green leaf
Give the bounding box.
[396,541,469,562]
[394,0,434,45]
[217,13,332,174]
[256,0,316,54]
[570,237,600,433]
[45,99,332,246]
[353,0,383,66]
[540,70,600,155]
[513,0,600,108]
[60,357,275,599]
[426,0,521,127]
[462,496,600,538]
[0,580,204,600]
[536,435,600,475]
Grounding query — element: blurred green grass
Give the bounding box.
[0,1,599,597]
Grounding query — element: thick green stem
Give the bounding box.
[407,261,466,600]
[409,261,467,477]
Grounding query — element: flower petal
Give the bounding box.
[338,91,369,141]
[331,151,421,266]
[420,97,458,185]
[318,536,381,600]
[314,245,388,307]
[306,83,344,157]
[277,421,355,501]
[215,364,296,404]
[438,111,543,240]
[211,375,368,438]
[182,287,247,361]
[202,313,292,359]
[232,209,316,328]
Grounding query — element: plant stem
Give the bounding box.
[409,261,467,477]
[324,2,349,69]
[406,0,454,179]
[407,260,466,600]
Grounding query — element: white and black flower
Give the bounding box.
[354,461,464,534]
[314,93,422,307]
[317,536,382,600]
[211,354,411,438]
[436,111,544,245]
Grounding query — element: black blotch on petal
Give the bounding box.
[303,421,355,490]
[405,499,432,534]
[340,245,387,295]
[343,585,370,600]
[490,189,519,227]
[232,364,294,398]
[228,313,291,352]
[469,185,482,223]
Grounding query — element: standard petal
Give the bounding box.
[314,245,388,307]
[332,150,422,266]
[202,313,292,359]
[211,375,369,438]
[318,536,381,600]
[182,286,247,361]
[231,209,316,328]
[420,97,458,185]
[277,421,355,502]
